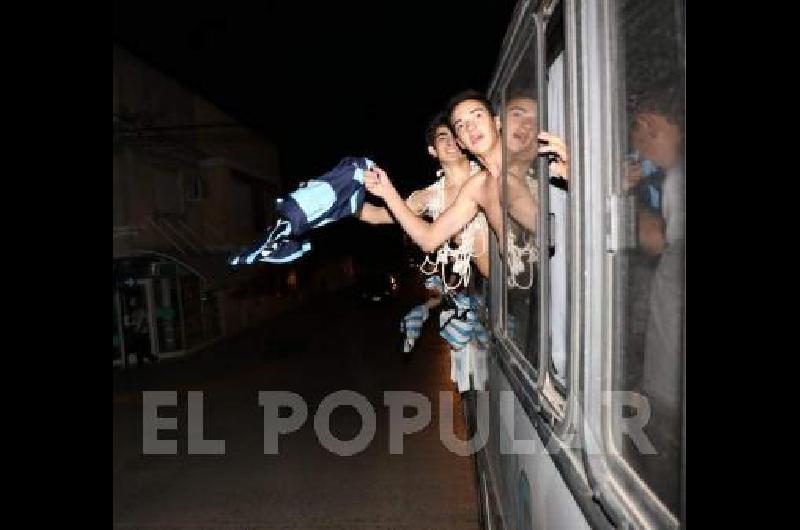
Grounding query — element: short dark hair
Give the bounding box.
[629,82,682,127]
[425,111,450,147]
[505,86,537,105]
[445,89,495,127]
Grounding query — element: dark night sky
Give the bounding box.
[113,1,517,265]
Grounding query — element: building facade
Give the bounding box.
[113,45,353,367]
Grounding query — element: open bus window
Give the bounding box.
[501,27,540,372]
[609,0,684,518]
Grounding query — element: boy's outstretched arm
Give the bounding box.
[357,188,429,225]
[365,166,478,253]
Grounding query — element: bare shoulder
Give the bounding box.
[465,169,488,188]
[462,170,490,196]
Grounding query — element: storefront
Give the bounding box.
[113,256,220,367]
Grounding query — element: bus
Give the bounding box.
[464,0,685,528]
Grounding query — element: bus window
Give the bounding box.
[501,26,540,371]
[545,2,569,391]
[609,0,684,518]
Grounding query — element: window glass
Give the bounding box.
[610,0,685,516]
[501,29,540,371]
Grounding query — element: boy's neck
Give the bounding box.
[441,158,473,186]
[478,144,503,179]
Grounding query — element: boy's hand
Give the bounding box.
[538,131,569,180]
[364,166,395,200]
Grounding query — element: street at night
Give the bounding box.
[113,280,480,529]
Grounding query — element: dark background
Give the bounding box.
[113,0,517,267]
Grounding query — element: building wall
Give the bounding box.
[113,44,281,259]
[113,44,354,358]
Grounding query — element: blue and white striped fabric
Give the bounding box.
[400,271,488,360]
[230,156,374,266]
[278,156,375,236]
[400,303,430,353]
[439,293,483,351]
[399,276,446,353]
[473,317,489,347]
[424,275,445,293]
[444,295,489,392]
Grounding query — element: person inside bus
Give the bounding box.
[502,89,570,382]
[628,87,683,260]
[628,83,684,493]
[364,89,567,258]
[504,89,570,194]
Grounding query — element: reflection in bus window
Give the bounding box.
[611,0,684,517]
[502,31,540,370]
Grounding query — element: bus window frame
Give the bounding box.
[479,2,624,529]
[576,0,683,528]
[540,0,571,418]
[488,0,586,444]
[494,12,542,383]
[496,3,576,430]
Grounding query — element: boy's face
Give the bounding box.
[504,97,538,158]
[450,99,500,156]
[428,125,466,164]
[630,112,681,170]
